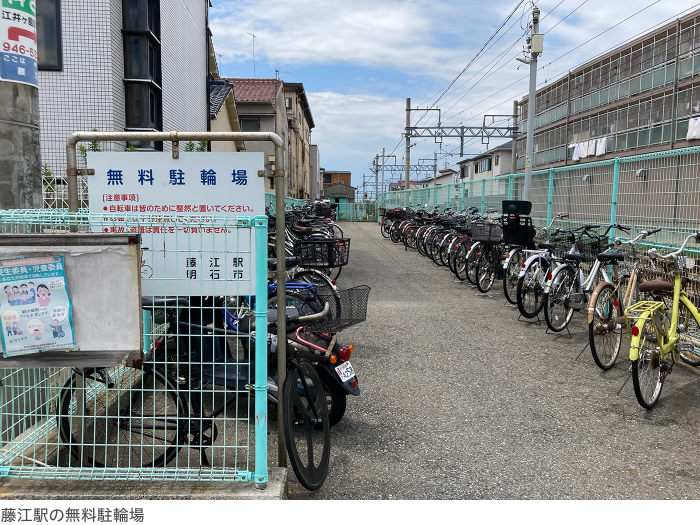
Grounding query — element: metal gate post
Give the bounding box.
[481,178,486,212]
[508,175,513,201]
[547,168,554,226]
[462,182,467,210]
[610,157,621,242]
[446,185,450,209]
[253,215,269,489]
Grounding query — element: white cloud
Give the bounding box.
[210,0,506,80]
[306,91,406,174]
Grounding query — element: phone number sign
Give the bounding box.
[87,151,265,297]
[0,0,37,87]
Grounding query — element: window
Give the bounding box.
[323,173,331,184]
[38,0,62,70]
[285,97,292,110]
[240,118,260,132]
[494,155,499,167]
[123,0,162,147]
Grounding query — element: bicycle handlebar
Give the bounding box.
[648,232,700,259]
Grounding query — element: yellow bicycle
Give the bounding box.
[626,232,700,409]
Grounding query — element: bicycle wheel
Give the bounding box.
[439,234,455,267]
[589,282,623,370]
[58,366,186,468]
[390,226,402,244]
[417,229,427,256]
[544,265,577,332]
[631,320,665,409]
[380,219,391,239]
[476,245,496,293]
[330,224,343,238]
[454,242,470,281]
[292,269,337,298]
[678,301,700,366]
[516,257,549,318]
[465,243,482,285]
[283,358,330,491]
[503,248,525,304]
[405,226,418,249]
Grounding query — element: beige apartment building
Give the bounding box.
[284,83,315,199]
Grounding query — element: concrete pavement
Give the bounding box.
[287,221,700,499]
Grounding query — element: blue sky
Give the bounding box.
[210,0,700,191]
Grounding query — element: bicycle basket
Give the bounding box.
[471,222,502,243]
[386,209,407,220]
[293,238,350,268]
[576,236,603,262]
[301,285,371,333]
[379,207,387,217]
[502,215,535,246]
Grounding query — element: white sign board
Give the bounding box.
[0,0,38,87]
[88,152,265,297]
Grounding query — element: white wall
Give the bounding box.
[161,0,208,151]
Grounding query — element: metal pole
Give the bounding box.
[381,147,386,215]
[609,157,620,243]
[511,100,518,175]
[253,215,269,489]
[274,144,287,468]
[523,7,540,201]
[405,98,411,206]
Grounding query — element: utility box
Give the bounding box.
[531,34,544,54]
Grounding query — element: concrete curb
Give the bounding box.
[0,467,287,500]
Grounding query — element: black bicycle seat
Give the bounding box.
[597,251,625,263]
[297,219,313,226]
[538,242,556,251]
[563,253,586,263]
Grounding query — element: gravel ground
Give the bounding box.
[285,221,700,500]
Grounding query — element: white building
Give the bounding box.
[456,141,513,182]
[38,0,210,207]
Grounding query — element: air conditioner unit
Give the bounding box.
[288,119,298,131]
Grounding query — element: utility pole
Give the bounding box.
[381,148,386,212]
[0,0,41,210]
[433,151,437,186]
[405,98,411,206]
[518,6,542,201]
[374,154,378,206]
[511,100,518,180]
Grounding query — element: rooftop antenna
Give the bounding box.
[216,53,223,74]
[247,32,257,78]
[275,69,292,80]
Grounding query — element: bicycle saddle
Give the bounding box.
[638,278,674,292]
[267,257,298,271]
[297,219,313,226]
[597,251,624,262]
[538,242,556,251]
[563,253,586,263]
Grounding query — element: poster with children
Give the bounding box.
[0,255,76,358]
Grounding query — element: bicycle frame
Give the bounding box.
[627,273,700,362]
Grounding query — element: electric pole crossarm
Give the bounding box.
[406,126,517,139]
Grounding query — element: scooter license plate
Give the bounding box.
[335,361,355,382]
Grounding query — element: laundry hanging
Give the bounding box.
[588,139,597,157]
[579,141,589,159]
[595,137,607,156]
[571,143,581,162]
[687,117,700,140]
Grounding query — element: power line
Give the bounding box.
[442,0,694,126]
[413,0,527,126]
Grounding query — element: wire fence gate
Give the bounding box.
[0,210,269,486]
[380,145,700,250]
